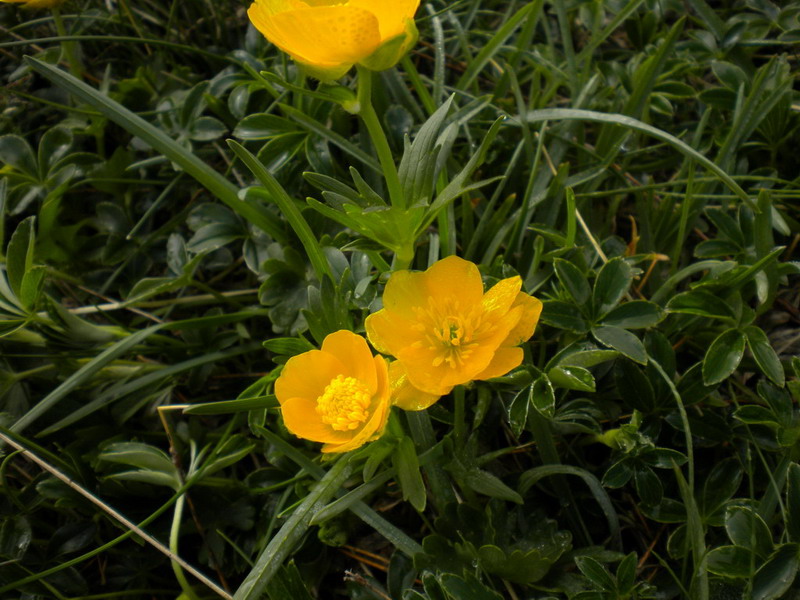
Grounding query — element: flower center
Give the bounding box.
[436,316,466,346]
[316,375,372,431]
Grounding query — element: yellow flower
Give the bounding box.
[366,256,543,397]
[275,329,392,453]
[389,361,441,411]
[247,0,420,80]
[1,0,64,8]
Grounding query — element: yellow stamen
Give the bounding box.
[316,374,372,431]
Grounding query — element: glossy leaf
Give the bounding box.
[702,329,746,385]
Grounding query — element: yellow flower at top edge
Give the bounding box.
[366,256,543,397]
[1,0,64,9]
[247,0,420,80]
[275,329,392,453]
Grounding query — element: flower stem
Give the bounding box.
[51,7,82,81]
[355,66,404,209]
[170,492,201,600]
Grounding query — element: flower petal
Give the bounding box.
[502,292,543,346]
[381,269,429,319]
[365,309,418,357]
[397,341,497,396]
[248,0,306,17]
[281,397,351,443]
[321,330,377,394]
[275,349,345,404]
[389,361,441,411]
[482,276,522,315]
[248,4,381,66]
[423,256,484,309]
[349,0,420,39]
[474,346,524,380]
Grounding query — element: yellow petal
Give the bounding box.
[365,309,418,357]
[275,349,345,404]
[248,0,306,17]
[349,0,421,40]
[321,330,377,394]
[281,397,352,443]
[474,347,524,380]
[482,276,522,315]
[248,4,381,67]
[502,293,543,346]
[381,269,428,319]
[389,361,441,411]
[423,256,484,309]
[397,341,497,395]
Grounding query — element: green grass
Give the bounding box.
[1,0,800,598]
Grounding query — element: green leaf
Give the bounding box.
[397,96,453,209]
[422,118,504,231]
[228,141,331,281]
[788,464,800,542]
[530,375,555,418]
[601,301,664,329]
[5,216,36,301]
[0,135,37,177]
[183,395,278,415]
[614,360,655,412]
[734,405,778,426]
[593,257,632,317]
[0,517,32,560]
[461,469,523,504]
[541,300,589,333]
[522,108,752,207]
[439,573,504,600]
[575,555,616,591]
[455,1,541,90]
[266,562,315,600]
[99,442,176,473]
[393,436,426,512]
[592,326,647,365]
[263,337,315,357]
[507,388,530,438]
[278,103,380,174]
[99,442,181,490]
[635,467,663,506]
[702,329,746,385]
[725,506,773,559]
[701,458,743,518]
[23,57,286,243]
[744,326,785,387]
[752,544,799,600]
[548,365,595,392]
[666,289,736,319]
[233,113,299,140]
[706,545,756,578]
[234,456,354,600]
[519,464,620,544]
[554,258,591,306]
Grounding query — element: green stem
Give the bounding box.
[355,66,404,209]
[51,8,82,81]
[170,492,201,600]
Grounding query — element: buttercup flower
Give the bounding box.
[275,330,392,453]
[1,0,64,8]
[389,361,441,411]
[366,256,543,397]
[247,0,420,80]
